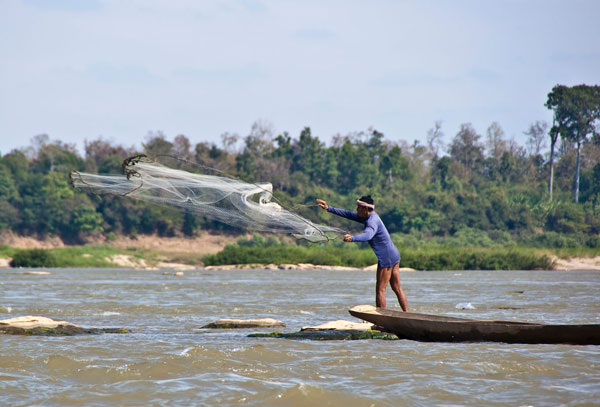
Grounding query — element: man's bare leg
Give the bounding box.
[389,263,408,311]
[376,264,392,308]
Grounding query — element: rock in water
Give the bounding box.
[0,316,130,336]
[249,319,399,341]
[201,318,286,329]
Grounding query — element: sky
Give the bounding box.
[1,0,599,156]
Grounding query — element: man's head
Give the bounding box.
[356,195,374,218]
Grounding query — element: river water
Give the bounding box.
[1,268,599,406]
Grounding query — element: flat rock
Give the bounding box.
[202,318,286,329]
[249,318,398,341]
[0,316,130,336]
[301,319,374,331]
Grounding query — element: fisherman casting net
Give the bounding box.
[69,155,344,242]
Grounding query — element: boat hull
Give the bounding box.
[349,305,600,345]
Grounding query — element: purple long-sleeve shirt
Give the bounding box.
[327,206,400,267]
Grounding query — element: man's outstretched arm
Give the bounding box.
[316,199,361,222]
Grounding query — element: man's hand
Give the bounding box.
[343,234,352,242]
[316,199,328,210]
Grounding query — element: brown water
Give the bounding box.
[1,269,599,406]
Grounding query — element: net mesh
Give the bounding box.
[69,155,344,242]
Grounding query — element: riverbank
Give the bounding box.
[1,232,599,271]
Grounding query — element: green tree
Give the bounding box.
[291,127,325,183]
[545,201,588,234]
[84,137,133,174]
[30,136,85,174]
[0,163,20,230]
[336,139,380,193]
[449,123,484,182]
[379,145,411,186]
[143,132,174,157]
[70,203,104,236]
[546,84,600,203]
[41,172,75,235]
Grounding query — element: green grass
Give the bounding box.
[4,245,160,268]
[203,243,554,270]
[203,245,377,268]
[0,245,16,258]
[399,246,552,270]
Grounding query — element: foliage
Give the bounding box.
[400,247,551,271]
[7,245,156,268]
[546,84,600,202]
[204,243,377,268]
[203,240,553,271]
[10,249,58,268]
[1,87,600,253]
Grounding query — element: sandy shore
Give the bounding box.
[0,231,239,254]
[550,256,600,271]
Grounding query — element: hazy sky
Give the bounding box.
[1,0,599,156]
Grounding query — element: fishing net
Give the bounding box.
[69,155,344,242]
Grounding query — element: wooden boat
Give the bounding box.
[349,305,600,345]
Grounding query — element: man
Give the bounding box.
[316,195,408,311]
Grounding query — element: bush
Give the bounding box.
[586,235,600,249]
[10,249,58,268]
[399,247,551,270]
[203,244,376,267]
[522,232,580,248]
[203,244,552,270]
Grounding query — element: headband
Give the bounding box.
[356,200,375,209]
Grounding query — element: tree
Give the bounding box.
[236,120,283,183]
[84,137,133,174]
[221,132,240,153]
[449,123,485,181]
[173,134,193,161]
[0,164,19,230]
[290,127,325,183]
[546,84,600,203]
[336,138,381,193]
[70,203,104,240]
[485,122,507,162]
[379,145,411,186]
[426,120,444,162]
[30,138,85,174]
[143,131,174,157]
[524,121,549,156]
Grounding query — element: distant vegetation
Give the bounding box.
[6,245,148,268]
[0,84,599,260]
[10,249,58,268]
[203,234,553,270]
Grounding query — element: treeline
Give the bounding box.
[0,85,599,248]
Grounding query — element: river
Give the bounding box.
[1,268,599,406]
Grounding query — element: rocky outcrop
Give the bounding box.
[248,319,399,341]
[0,316,130,336]
[201,318,286,329]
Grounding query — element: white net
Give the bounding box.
[70,155,344,242]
